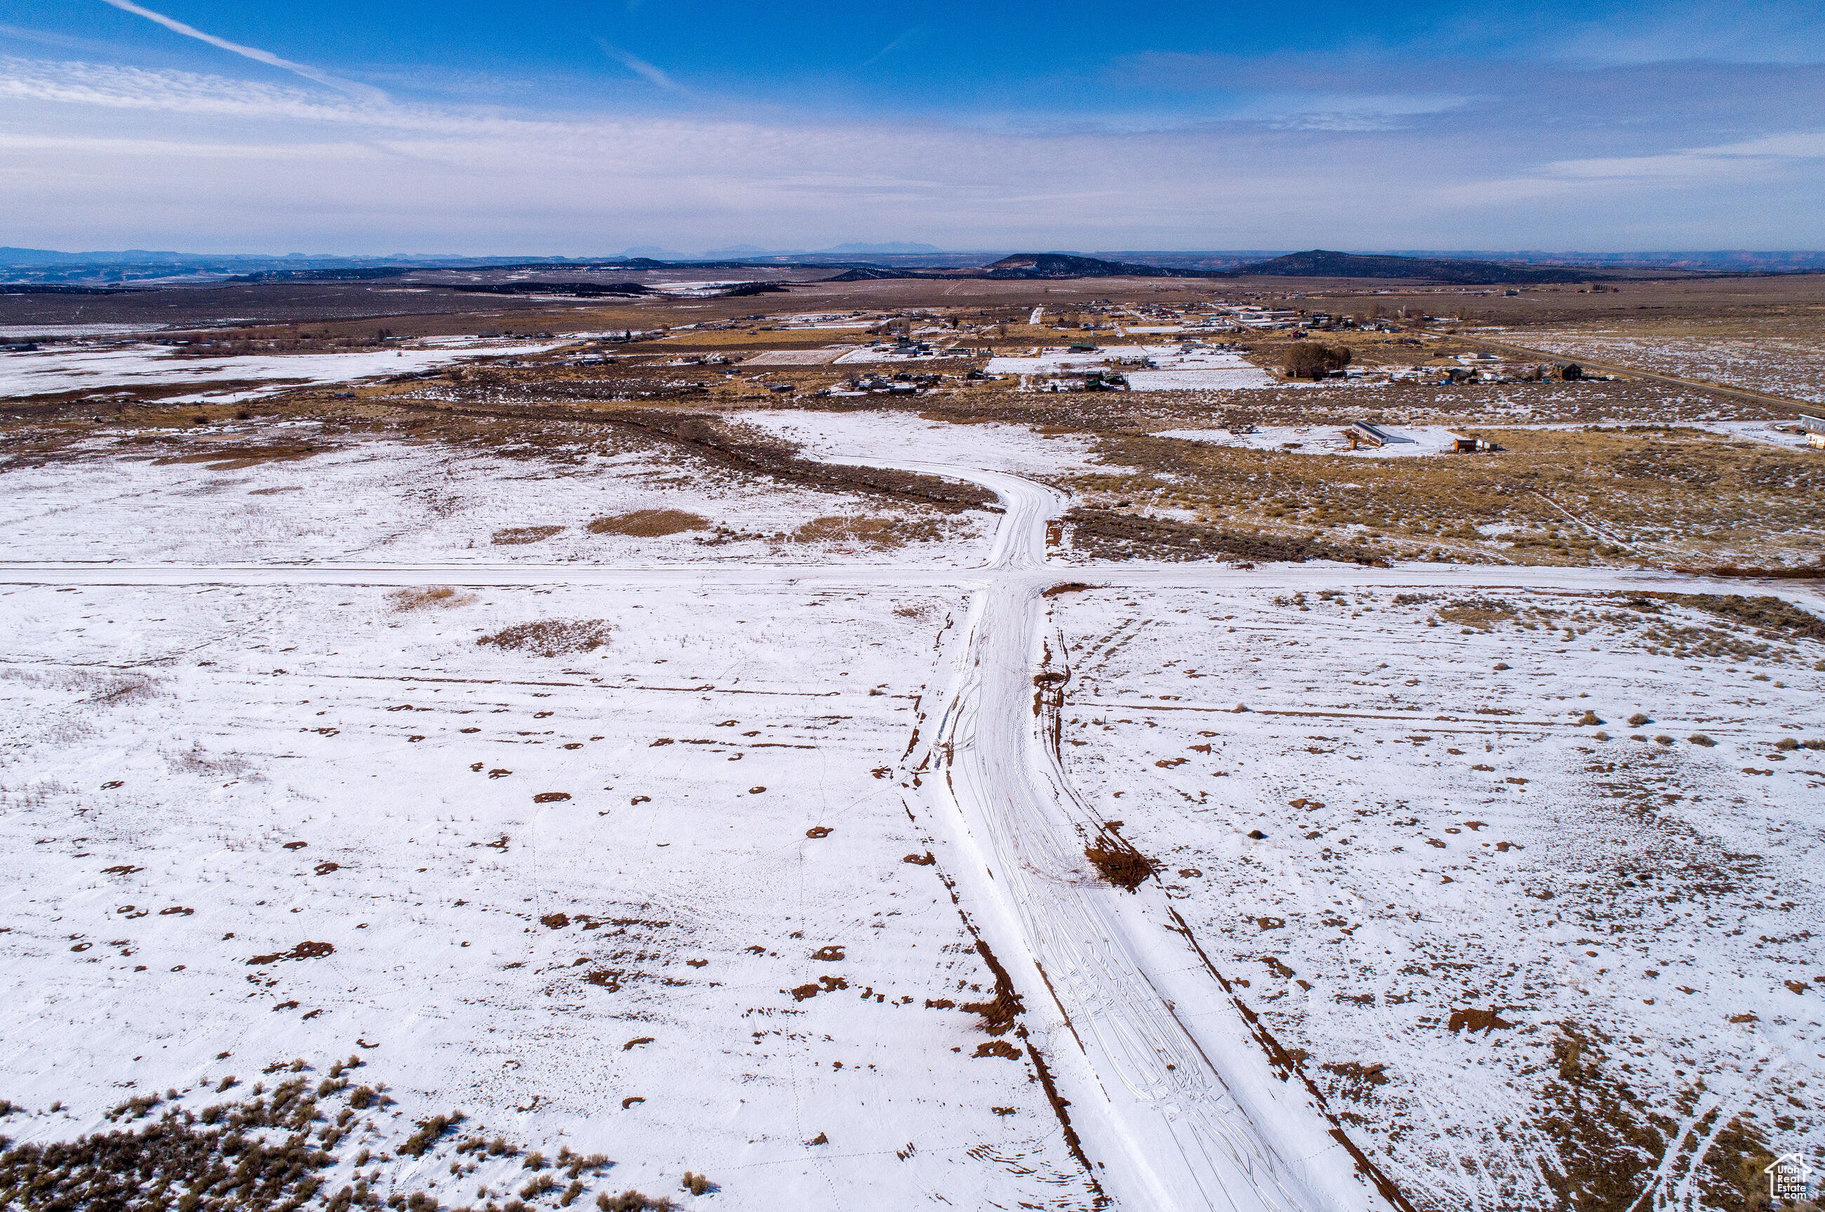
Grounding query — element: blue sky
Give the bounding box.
[2,1,1822,253]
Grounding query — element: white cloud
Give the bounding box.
[0,54,1821,252]
[1547,130,1825,180]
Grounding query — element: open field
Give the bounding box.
[0,417,990,567]
[1053,584,1825,1211]
[1500,319,1825,406]
[3,271,1824,1211]
[0,577,1105,1210]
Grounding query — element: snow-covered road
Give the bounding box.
[0,559,1813,605]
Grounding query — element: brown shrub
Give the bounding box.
[1084,842,1158,891]
[587,509,708,537]
[477,620,610,657]
[1436,598,1518,630]
[598,1192,676,1212]
[399,1112,464,1157]
[792,515,942,548]
[149,443,324,471]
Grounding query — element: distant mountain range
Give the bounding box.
[827,250,1618,284]
[828,252,1210,282]
[1227,250,1608,284]
[2,244,1821,287]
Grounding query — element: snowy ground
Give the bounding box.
[986,345,1278,390]
[740,348,852,366]
[3,396,1822,1211]
[1503,328,1825,406]
[1690,420,1821,450]
[1154,426,1467,458]
[831,347,948,365]
[0,337,571,402]
[740,408,1104,480]
[0,420,991,567]
[1052,585,1825,1210]
[0,579,1099,1209]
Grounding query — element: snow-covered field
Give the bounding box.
[1691,419,1821,449]
[831,347,945,365]
[0,579,1100,1208]
[741,408,1104,480]
[0,421,991,567]
[739,348,851,366]
[986,344,1278,390]
[0,338,569,402]
[1052,585,1825,1210]
[1507,328,1825,405]
[1125,367,1283,390]
[1155,425,1466,457]
[3,396,1821,1211]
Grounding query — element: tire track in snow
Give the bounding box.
[885,460,1393,1211]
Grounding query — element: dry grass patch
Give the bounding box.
[587,509,708,537]
[491,524,566,545]
[1650,593,1825,644]
[147,443,325,471]
[1436,598,1520,630]
[389,585,475,611]
[792,514,943,548]
[1071,423,1824,569]
[477,620,611,657]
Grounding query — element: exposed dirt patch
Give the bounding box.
[477,620,611,657]
[1534,1024,1775,1212]
[146,442,327,471]
[960,940,1025,1036]
[1083,834,1160,892]
[245,941,335,965]
[1446,1007,1514,1034]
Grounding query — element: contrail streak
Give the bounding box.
[96,0,386,102]
[597,39,691,95]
